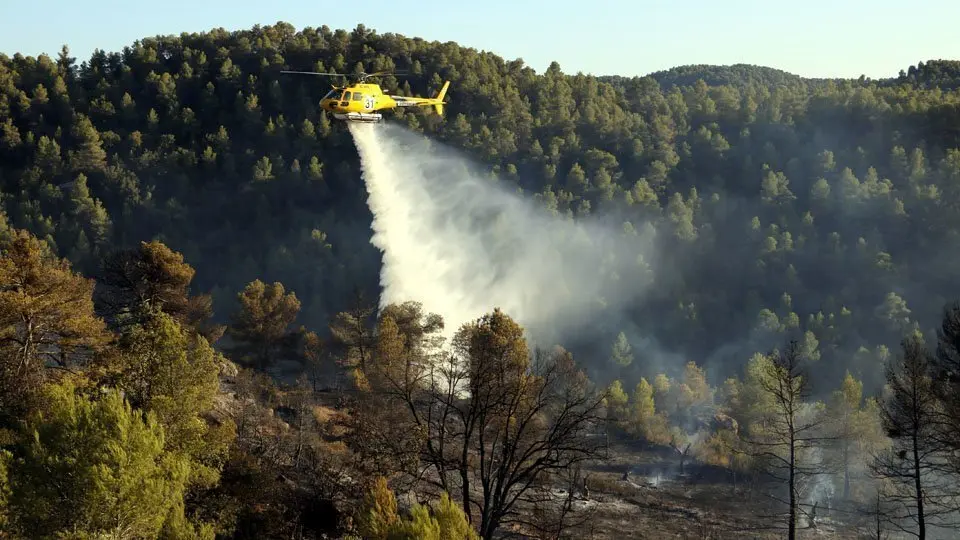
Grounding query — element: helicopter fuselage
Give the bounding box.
[317,81,449,123]
[320,83,393,123]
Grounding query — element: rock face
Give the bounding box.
[710,413,739,435]
[219,358,240,378]
[693,412,739,436]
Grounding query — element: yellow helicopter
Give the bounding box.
[280,69,450,124]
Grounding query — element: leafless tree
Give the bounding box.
[521,462,599,539]
[870,333,960,539]
[930,302,960,482]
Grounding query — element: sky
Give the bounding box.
[1,0,958,79]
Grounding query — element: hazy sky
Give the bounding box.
[1,0,957,79]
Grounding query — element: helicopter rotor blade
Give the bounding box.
[280,70,347,78]
[368,70,409,76]
[357,70,411,80]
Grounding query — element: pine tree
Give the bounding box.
[67,113,107,172]
[0,229,111,423]
[4,380,191,538]
[226,279,301,370]
[872,333,955,539]
[610,331,633,367]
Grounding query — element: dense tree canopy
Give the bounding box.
[3,24,960,398]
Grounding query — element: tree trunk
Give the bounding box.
[912,430,925,540]
[789,432,796,540]
[460,452,472,525]
[843,440,850,500]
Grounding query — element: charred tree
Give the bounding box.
[871,332,958,539]
[931,301,960,481]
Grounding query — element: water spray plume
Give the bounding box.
[348,121,657,350]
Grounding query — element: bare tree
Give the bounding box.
[365,307,607,540]
[857,485,897,540]
[738,339,831,540]
[870,332,959,539]
[328,287,376,373]
[931,302,960,480]
[524,462,599,540]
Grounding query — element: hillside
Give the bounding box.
[1,21,960,539]
[3,23,960,391]
[632,63,812,89]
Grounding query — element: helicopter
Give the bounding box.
[280,69,450,124]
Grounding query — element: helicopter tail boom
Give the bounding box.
[388,81,451,115]
[433,81,450,116]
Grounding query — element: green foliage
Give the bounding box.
[624,377,669,444]
[100,239,225,341]
[0,449,9,530]
[606,379,628,413]
[430,491,479,540]
[355,478,477,540]
[0,228,112,423]
[387,503,442,540]
[226,279,301,370]
[4,379,191,538]
[829,372,888,497]
[116,310,233,488]
[610,331,633,367]
[895,60,960,90]
[2,24,960,538]
[355,476,400,539]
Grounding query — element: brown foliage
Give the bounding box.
[370,307,607,539]
[96,239,224,342]
[0,228,112,422]
[227,279,301,370]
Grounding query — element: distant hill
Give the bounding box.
[600,60,960,93]
[599,63,845,93]
[892,59,960,90]
[646,63,812,88]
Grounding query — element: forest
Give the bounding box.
[2,20,960,539]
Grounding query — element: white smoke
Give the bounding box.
[348,121,658,350]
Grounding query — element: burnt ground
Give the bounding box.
[218,360,913,539]
[499,438,905,540]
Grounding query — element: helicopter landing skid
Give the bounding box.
[334,112,383,123]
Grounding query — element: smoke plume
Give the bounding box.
[348,121,657,351]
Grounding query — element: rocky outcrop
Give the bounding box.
[709,413,739,435]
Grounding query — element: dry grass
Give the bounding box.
[312,404,352,437]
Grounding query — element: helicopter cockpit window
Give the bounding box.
[343,91,352,101]
[322,89,339,100]
[352,93,363,101]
